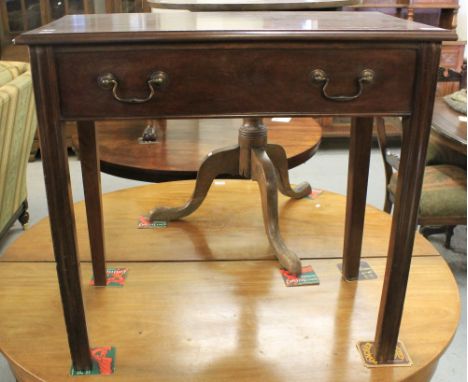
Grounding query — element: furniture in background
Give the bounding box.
[315,0,465,137]
[70,118,322,182]
[345,0,465,97]
[376,64,466,248]
[0,60,37,241]
[376,117,466,248]
[0,0,147,39]
[148,0,357,11]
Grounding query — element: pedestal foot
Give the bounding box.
[149,145,240,221]
[252,148,302,275]
[266,144,311,199]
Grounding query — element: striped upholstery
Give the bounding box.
[0,61,37,234]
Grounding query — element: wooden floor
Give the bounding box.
[0,181,460,382]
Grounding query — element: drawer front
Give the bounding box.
[56,45,417,119]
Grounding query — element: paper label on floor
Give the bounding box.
[71,346,116,376]
[90,268,128,287]
[138,216,167,229]
[337,261,377,280]
[280,265,320,287]
[357,341,412,368]
[306,189,323,200]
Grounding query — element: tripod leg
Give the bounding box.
[252,148,302,275]
[149,145,240,221]
[266,144,311,199]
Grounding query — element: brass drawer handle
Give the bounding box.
[310,69,375,102]
[97,71,168,104]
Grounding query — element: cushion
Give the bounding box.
[388,165,467,219]
[0,61,30,88]
[443,89,467,114]
[426,137,467,170]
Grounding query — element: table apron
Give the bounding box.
[54,43,418,119]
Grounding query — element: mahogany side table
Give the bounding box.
[16,11,456,373]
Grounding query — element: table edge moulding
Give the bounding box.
[15,10,456,376]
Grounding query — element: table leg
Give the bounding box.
[266,144,311,198]
[77,121,107,286]
[149,145,240,221]
[374,43,441,362]
[30,47,92,371]
[341,117,373,280]
[252,148,302,275]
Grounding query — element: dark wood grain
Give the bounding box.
[54,44,418,119]
[14,12,456,45]
[29,46,92,371]
[341,117,373,280]
[374,42,442,362]
[148,0,358,11]
[77,121,107,286]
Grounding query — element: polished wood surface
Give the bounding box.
[72,118,322,182]
[54,44,418,119]
[1,258,458,382]
[0,185,459,381]
[15,12,455,44]
[29,46,92,369]
[1,181,439,263]
[431,97,467,154]
[148,0,358,11]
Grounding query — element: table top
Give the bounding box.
[74,118,322,182]
[0,182,458,382]
[147,0,359,11]
[16,12,455,45]
[432,97,467,147]
[1,181,438,262]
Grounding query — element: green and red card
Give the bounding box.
[71,346,116,376]
[138,216,167,229]
[280,265,320,287]
[90,268,128,287]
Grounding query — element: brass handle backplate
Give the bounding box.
[310,69,375,102]
[97,71,169,104]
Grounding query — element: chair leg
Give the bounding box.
[149,145,240,221]
[444,225,455,249]
[17,200,29,229]
[383,193,393,214]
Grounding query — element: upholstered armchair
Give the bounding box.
[0,61,37,240]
